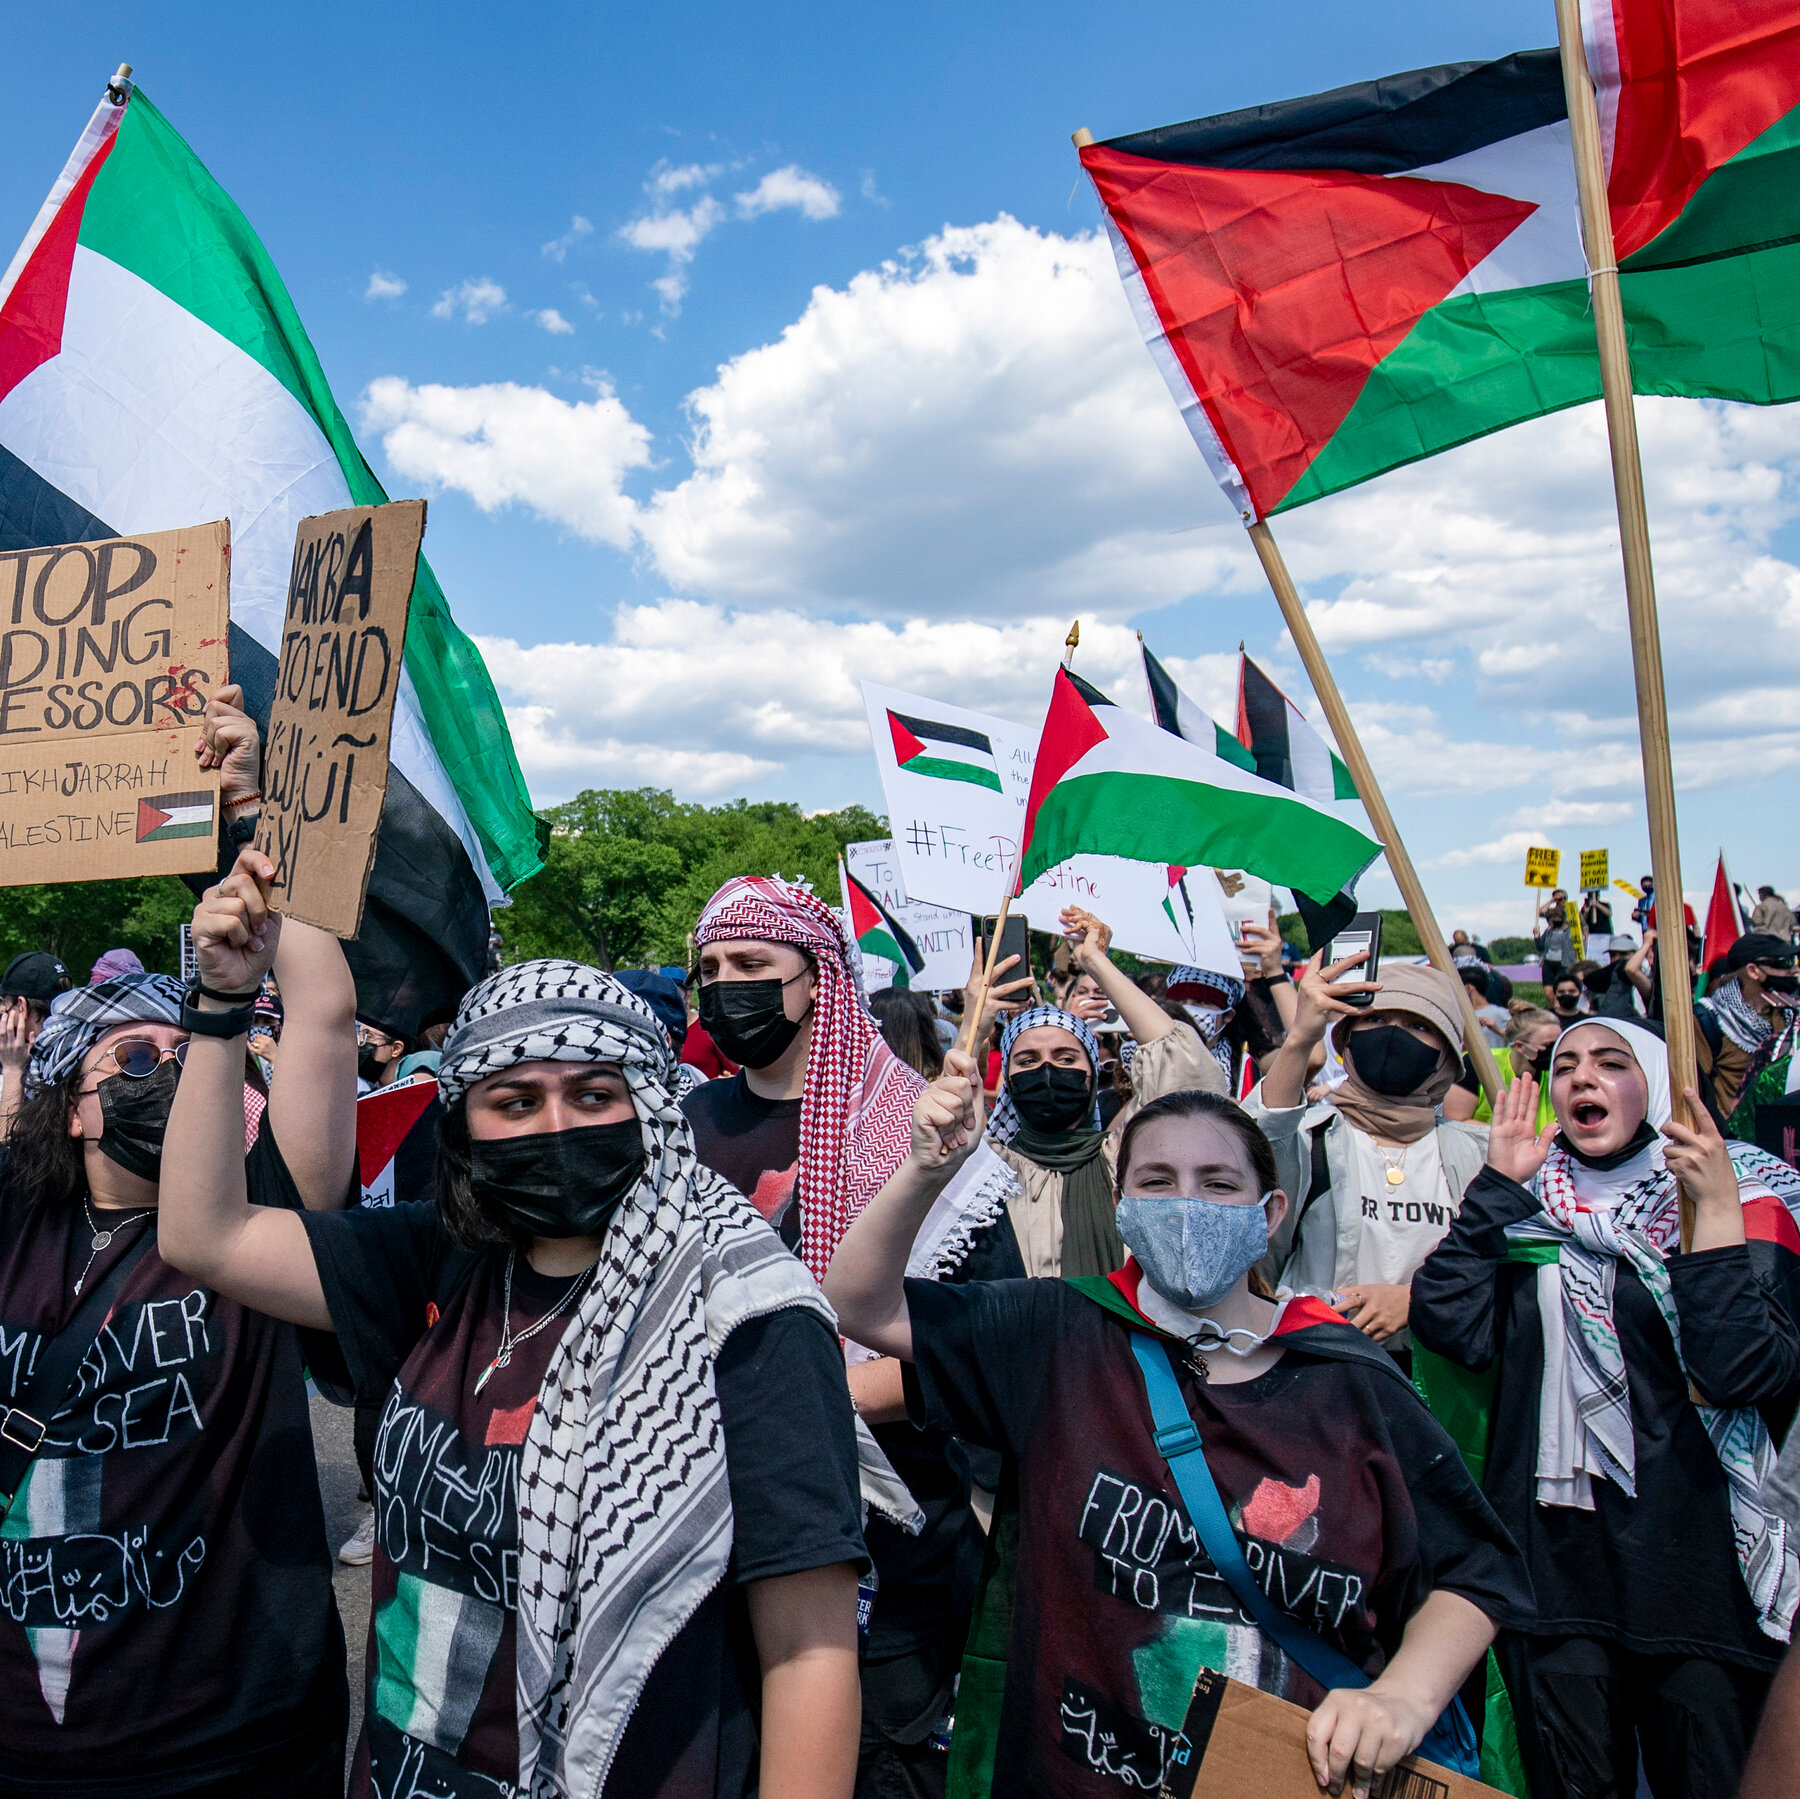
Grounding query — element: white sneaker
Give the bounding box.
[338,1505,376,1566]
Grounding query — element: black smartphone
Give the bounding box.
[1326,912,1383,1007]
[974,912,1031,985]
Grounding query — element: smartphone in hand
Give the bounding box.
[1326,913,1383,1007]
[974,912,1031,983]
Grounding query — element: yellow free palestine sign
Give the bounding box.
[1524,847,1560,888]
[1579,849,1609,893]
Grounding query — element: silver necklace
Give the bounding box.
[75,1196,154,1295]
[473,1251,595,1396]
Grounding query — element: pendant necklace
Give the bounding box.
[75,1196,154,1295]
[473,1251,595,1396]
[1377,1141,1408,1187]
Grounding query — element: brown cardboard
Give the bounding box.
[1157,1672,1506,1799]
[0,521,229,887]
[254,500,424,939]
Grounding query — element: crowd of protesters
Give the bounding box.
[0,686,1796,1799]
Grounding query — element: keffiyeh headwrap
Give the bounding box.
[987,1004,1103,1144]
[437,960,914,1796]
[695,875,922,1279]
[26,972,184,1095]
[1509,1016,1800,1639]
[1166,966,1246,1081]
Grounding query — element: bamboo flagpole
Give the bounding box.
[1071,126,1502,1102]
[1551,0,1699,1246]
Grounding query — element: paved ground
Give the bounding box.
[311,1392,370,1776]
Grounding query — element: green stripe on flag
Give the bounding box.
[1213,724,1257,774]
[904,754,1004,792]
[78,93,541,892]
[1020,770,1376,900]
[1331,753,1356,802]
[861,927,911,984]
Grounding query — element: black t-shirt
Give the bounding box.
[300,1201,865,1798]
[1412,1167,1800,1666]
[906,1276,1531,1799]
[682,1075,802,1250]
[0,1131,344,1794]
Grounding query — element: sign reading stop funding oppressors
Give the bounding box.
[0,522,229,886]
[256,501,424,939]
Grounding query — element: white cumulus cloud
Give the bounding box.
[735,165,841,221]
[364,270,407,301]
[541,216,593,262]
[430,278,509,324]
[531,308,576,335]
[361,376,649,549]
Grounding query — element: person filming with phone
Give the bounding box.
[1248,944,1485,1361]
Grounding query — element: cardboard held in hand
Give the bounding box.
[0,521,229,887]
[1140,1671,1505,1799]
[255,500,425,939]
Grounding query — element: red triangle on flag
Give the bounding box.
[1083,146,1535,517]
[135,798,172,841]
[356,1078,439,1190]
[887,711,927,765]
[1020,670,1109,866]
[1702,853,1743,974]
[845,879,882,939]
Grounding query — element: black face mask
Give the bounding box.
[1764,971,1799,997]
[698,977,808,1069]
[96,1060,180,1181]
[1007,1064,1095,1134]
[358,1043,389,1084]
[468,1120,645,1240]
[1346,1024,1442,1098]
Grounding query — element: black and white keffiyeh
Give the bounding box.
[25,972,185,1094]
[1704,978,1775,1055]
[439,959,916,1797]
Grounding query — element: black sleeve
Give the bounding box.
[298,1202,455,1404]
[1408,1168,1540,1369]
[903,1276,1071,1457]
[1671,1245,1800,1411]
[1387,1389,1535,1629]
[1236,981,1287,1060]
[1452,1056,1481,1096]
[244,1116,360,1213]
[716,1305,868,1584]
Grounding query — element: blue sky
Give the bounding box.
[5,1,1797,937]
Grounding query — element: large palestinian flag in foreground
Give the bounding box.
[1083,15,1800,520]
[1017,670,1378,899]
[0,81,540,1028]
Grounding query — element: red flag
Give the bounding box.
[1702,852,1744,972]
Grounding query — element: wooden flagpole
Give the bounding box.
[1073,126,1501,1102]
[1552,0,1698,1246]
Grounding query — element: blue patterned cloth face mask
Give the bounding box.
[1115,1195,1271,1311]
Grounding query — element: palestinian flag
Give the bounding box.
[886,708,1002,792]
[0,79,540,1031]
[357,1077,442,1208]
[1082,28,1800,520]
[841,862,925,988]
[134,790,214,843]
[1017,669,1378,899]
[1140,640,1256,771]
[1236,655,1357,803]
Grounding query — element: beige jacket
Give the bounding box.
[998,1023,1227,1277]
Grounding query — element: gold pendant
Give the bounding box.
[1385,1166,1405,1186]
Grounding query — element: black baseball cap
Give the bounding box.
[2,950,70,1004]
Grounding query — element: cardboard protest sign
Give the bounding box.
[844,839,976,992]
[255,501,425,938]
[1141,1669,1506,1799]
[0,522,229,886]
[861,680,1238,970]
[1580,848,1609,892]
[1523,846,1560,888]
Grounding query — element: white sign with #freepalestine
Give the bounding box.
[861,680,1239,972]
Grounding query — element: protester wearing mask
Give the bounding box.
[824,1071,1531,1799]
[683,874,983,1799]
[1411,1020,1800,1797]
[355,1016,408,1090]
[0,942,355,1794]
[1251,956,1483,1355]
[1539,892,1576,985]
[158,861,869,1799]
[1445,1006,1560,1134]
[1548,971,1587,1027]
[987,906,1222,1283]
[1697,934,1800,1123]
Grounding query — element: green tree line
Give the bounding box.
[0,876,194,981]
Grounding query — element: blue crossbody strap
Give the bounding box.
[1129,1331,1369,1693]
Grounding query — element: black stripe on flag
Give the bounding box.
[1141,645,1184,737]
[1099,48,1565,177]
[1238,656,1296,791]
[1066,671,1115,708]
[890,710,994,756]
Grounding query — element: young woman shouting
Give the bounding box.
[158,851,868,1799]
[825,1057,1530,1799]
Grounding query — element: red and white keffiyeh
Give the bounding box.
[696,874,923,1278]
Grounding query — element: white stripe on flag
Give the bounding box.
[1284,701,1336,806]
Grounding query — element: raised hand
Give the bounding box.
[1486,1068,1555,1185]
[1663,1087,1743,1235]
[1059,905,1114,970]
[1239,907,1286,978]
[196,682,262,805]
[192,847,282,997]
[0,996,33,1074]
[1291,949,1378,1047]
[910,1049,984,1175]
